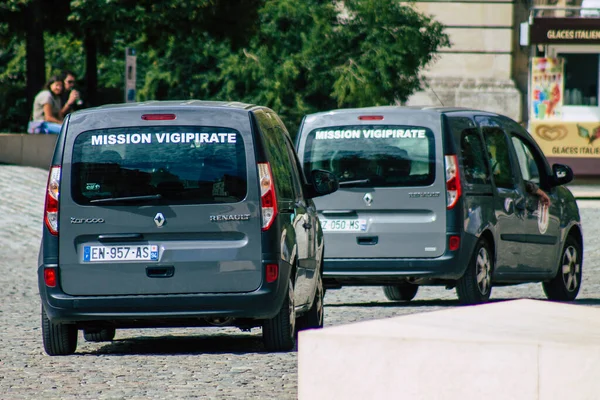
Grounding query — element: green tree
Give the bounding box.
[0,0,449,134]
[217,0,450,133]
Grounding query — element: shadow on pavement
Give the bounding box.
[570,298,600,306]
[326,299,460,308]
[81,332,279,356]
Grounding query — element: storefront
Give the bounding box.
[527,15,600,176]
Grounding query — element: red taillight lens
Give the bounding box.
[358,115,384,120]
[44,166,61,235]
[444,155,461,210]
[258,162,278,231]
[141,114,176,120]
[44,268,57,287]
[449,235,460,251]
[266,263,279,283]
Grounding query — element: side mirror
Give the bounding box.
[308,169,339,198]
[552,163,574,186]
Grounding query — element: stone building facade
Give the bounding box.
[405,0,530,123]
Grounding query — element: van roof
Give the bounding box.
[304,105,501,119]
[70,100,258,117]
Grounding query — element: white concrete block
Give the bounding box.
[298,299,600,400]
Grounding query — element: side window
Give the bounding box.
[481,126,515,189]
[511,135,541,185]
[461,130,491,185]
[254,112,295,200]
[447,117,490,185]
[280,127,305,201]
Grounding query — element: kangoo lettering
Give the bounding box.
[70,217,105,224]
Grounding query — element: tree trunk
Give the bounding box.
[25,0,46,116]
[84,31,98,106]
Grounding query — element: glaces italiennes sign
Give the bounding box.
[530,18,600,44]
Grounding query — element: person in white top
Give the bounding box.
[29,75,71,134]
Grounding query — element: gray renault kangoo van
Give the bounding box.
[38,101,338,355]
[295,106,582,305]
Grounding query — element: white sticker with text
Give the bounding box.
[90,132,237,146]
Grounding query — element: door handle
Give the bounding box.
[98,233,144,242]
[357,236,378,245]
[303,222,312,230]
[146,266,174,278]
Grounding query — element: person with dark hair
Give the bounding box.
[60,70,82,116]
[28,75,65,134]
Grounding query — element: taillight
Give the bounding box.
[141,113,176,120]
[258,162,278,231]
[449,235,460,251]
[444,155,461,209]
[266,263,279,283]
[44,268,57,287]
[44,166,61,235]
[358,115,384,120]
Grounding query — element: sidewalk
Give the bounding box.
[567,184,600,199]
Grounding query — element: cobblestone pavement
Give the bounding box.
[1,165,599,399]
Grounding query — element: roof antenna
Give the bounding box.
[430,85,445,107]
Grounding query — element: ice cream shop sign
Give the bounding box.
[530,18,600,44]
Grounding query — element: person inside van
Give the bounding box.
[526,180,551,206]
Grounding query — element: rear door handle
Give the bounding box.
[357,236,378,245]
[146,266,174,278]
[303,222,312,229]
[322,210,356,216]
[98,233,144,243]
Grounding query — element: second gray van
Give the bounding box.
[295,106,582,305]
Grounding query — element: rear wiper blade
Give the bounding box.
[339,179,371,187]
[90,194,163,204]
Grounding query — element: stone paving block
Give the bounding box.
[298,299,600,400]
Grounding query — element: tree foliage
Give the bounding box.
[0,0,449,133]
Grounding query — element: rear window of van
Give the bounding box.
[303,125,435,187]
[71,127,247,205]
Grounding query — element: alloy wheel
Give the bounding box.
[476,247,492,295]
[561,246,580,292]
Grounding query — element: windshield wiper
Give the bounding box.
[90,194,163,204]
[339,179,371,187]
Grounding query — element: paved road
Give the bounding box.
[1,165,600,399]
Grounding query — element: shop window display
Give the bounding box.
[559,53,599,106]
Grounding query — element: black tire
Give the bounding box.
[263,279,296,352]
[543,235,582,301]
[41,306,77,356]
[382,284,419,301]
[83,328,116,342]
[456,239,493,305]
[296,272,324,332]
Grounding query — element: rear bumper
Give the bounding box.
[323,233,476,285]
[38,262,291,325]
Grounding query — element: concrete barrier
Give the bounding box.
[0,133,57,170]
[298,299,600,400]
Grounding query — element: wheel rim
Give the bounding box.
[288,283,296,337]
[561,245,580,292]
[475,247,492,295]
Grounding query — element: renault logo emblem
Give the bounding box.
[154,212,165,227]
[363,193,373,206]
